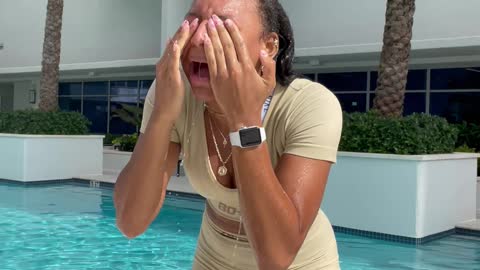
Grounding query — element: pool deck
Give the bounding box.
[77,173,196,194]
[456,219,480,236]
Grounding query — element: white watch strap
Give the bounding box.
[230,130,242,147]
[230,127,266,148]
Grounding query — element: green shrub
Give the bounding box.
[339,112,458,155]
[112,134,138,152]
[0,110,90,135]
[455,122,480,152]
[104,133,120,146]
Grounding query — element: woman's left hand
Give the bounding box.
[204,15,276,131]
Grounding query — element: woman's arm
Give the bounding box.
[114,18,199,238]
[114,126,180,239]
[232,144,332,270]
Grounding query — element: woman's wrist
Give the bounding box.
[228,114,262,132]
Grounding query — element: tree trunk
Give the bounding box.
[373,0,415,117]
[39,0,64,112]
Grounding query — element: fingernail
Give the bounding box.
[261,50,268,57]
[212,15,223,26]
[191,18,199,28]
[182,20,189,28]
[225,19,232,27]
[208,18,215,29]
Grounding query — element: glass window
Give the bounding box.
[59,83,82,96]
[110,96,138,135]
[317,72,367,92]
[84,82,108,96]
[370,69,427,91]
[370,93,426,115]
[431,67,480,90]
[335,93,367,113]
[59,96,81,112]
[140,80,154,98]
[83,96,108,134]
[110,81,138,96]
[302,74,316,81]
[430,92,480,124]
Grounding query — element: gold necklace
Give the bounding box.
[208,114,232,176]
[210,116,229,148]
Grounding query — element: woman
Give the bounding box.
[114,0,342,269]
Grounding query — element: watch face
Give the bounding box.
[239,128,261,147]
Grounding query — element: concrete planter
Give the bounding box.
[477,177,480,217]
[103,149,132,175]
[0,134,103,182]
[323,152,480,239]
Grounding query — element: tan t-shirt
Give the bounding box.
[140,77,343,221]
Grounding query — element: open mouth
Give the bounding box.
[190,61,210,81]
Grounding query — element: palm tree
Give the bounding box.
[39,0,64,112]
[373,0,416,117]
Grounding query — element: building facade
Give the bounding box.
[1,0,479,134]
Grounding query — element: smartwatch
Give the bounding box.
[229,126,266,148]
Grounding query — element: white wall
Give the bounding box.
[323,152,478,238]
[416,159,477,237]
[0,83,14,111]
[281,0,480,56]
[323,155,419,237]
[477,178,480,217]
[160,0,193,53]
[0,135,103,182]
[0,137,25,180]
[13,80,38,110]
[0,0,162,72]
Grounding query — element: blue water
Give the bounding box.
[0,183,479,270]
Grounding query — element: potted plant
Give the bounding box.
[0,110,104,182]
[321,112,479,241]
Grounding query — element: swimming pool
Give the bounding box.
[1,182,479,270]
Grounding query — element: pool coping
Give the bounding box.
[1,177,478,245]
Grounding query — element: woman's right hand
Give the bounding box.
[153,18,199,120]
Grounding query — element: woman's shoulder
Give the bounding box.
[277,78,341,111]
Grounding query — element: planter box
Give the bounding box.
[0,134,103,182]
[322,152,480,239]
[477,177,480,218]
[103,149,132,175]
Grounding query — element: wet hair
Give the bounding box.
[257,0,297,86]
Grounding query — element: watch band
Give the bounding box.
[230,127,266,148]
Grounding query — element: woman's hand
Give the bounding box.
[204,15,276,131]
[153,18,199,121]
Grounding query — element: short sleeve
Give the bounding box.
[139,79,181,144]
[284,83,343,163]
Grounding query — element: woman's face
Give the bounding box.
[182,0,265,102]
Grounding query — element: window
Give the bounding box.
[431,67,480,90]
[302,74,316,81]
[430,92,480,124]
[58,79,155,135]
[59,82,82,95]
[317,72,367,92]
[140,80,154,98]
[370,69,427,91]
[84,82,108,95]
[83,96,108,134]
[110,81,138,95]
[59,96,81,112]
[336,93,367,113]
[370,93,426,115]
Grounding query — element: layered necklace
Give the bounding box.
[204,94,273,177]
[207,113,232,176]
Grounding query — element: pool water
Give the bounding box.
[1,183,479,270]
